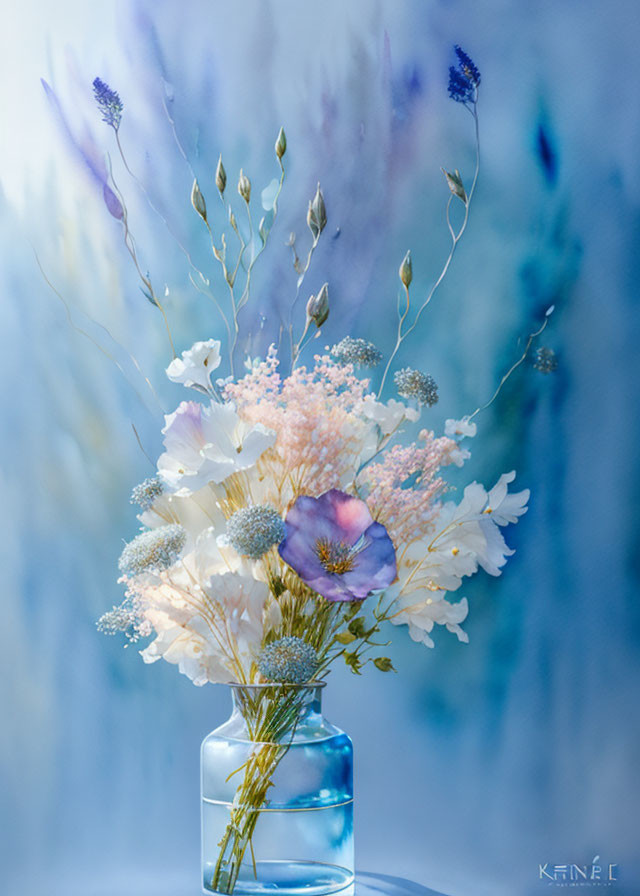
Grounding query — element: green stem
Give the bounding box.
[209,687,310,894]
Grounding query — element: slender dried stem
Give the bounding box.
[378,103,480,397]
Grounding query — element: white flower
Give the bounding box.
[190,527,245,581]
[136,569,231,685]
[414,482,492,589]
[361,395,420,435]
[157,400,275,495]
[136,556,272,685]
[477,472,529,575]
[482,471,530,525]
[427,473,529,581]
[386,472,529,645]
[444,416,477,439]
[166,339,221,390]
[404,595,469,648]
[448,445,471,468]
[203,572,269,655]
[387,580,470,647]
[139,483,227,539]
[140,617,230,686]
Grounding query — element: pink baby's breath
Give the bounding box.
[225,351,371,496]
[361,429,460,545]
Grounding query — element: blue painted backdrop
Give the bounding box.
[1,1,639,894]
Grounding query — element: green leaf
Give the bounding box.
[335,631,356,645]
[347,616,367,638]
[344,651,362,674]
[268,575,286,597]
[373,657,396,672]
[344,600,364,621]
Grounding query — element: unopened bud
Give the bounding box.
[215,156,227,194]
[191,179,207,222]
[441,167,467,203]
[275,127,287,160]
[307,183,327,239]
[399,251,412,288]
[306,282,329,327]
[238,169,251,203]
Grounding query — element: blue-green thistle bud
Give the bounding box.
[331,336,383,368]
[97,601,139,640]
[130,476,164,510]
[394,367,439,407]
[118,525,186,576]
[258,637,319,684]
[533,346,558,374]
[227,505,285,559]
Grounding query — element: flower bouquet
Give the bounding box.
[91,46,551,896]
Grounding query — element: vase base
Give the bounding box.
[203,859,355,896]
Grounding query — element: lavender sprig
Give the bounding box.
[92,77,123,130]
[448,45,481,106]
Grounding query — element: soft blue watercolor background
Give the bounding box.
[1,1,639,895]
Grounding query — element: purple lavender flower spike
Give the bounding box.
[279,489,397,603]
[92,77,123,130]
[41,79,124,220]
[448,45,481,105]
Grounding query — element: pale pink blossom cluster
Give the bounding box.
[225,350,373,495]
[360,429,459,545]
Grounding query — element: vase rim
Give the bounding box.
[226,680,327,690]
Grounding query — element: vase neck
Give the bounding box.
[229,683,325,738]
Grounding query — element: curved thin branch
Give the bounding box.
[378,103,480,397]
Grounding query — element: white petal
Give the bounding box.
[444,417,477,438]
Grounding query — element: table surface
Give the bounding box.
[57,871,448,896]
[355,871,447,895]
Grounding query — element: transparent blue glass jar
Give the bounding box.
[201,682,354,896]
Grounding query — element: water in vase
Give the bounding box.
[201,685,354,896]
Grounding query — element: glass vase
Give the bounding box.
[201,682,354,896]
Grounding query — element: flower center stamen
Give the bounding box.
[315,538,356,575]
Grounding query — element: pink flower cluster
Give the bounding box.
[225,350,371,495]
[361,430,459,545]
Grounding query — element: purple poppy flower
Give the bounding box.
[279,489,397,603]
